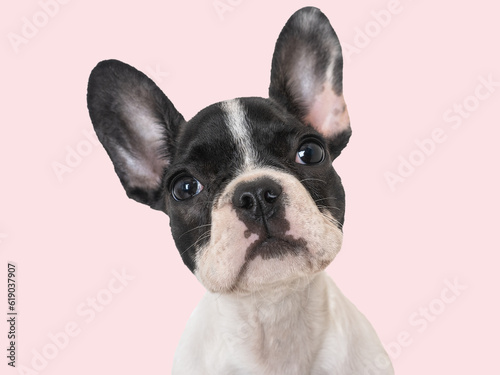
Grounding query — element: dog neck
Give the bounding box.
[211,271,331,370]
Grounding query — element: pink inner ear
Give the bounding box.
[305,86,350,138]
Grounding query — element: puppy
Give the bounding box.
[87,6,394,375]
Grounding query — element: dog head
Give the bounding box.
[87,7,351,294]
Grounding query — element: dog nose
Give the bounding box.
[232,178,283,220]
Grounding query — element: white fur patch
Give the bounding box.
[220,99,257,170]
[173,272,394,374]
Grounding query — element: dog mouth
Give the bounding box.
[245,234,308,261]
[226,234,310,293]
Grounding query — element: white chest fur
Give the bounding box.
[173,272,393,375]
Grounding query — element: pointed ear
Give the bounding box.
[87,59,185,210]
[269,7,351,159]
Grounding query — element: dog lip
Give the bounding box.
[254,234,289,247]
[246,235,307,261]
[261,236,284,246]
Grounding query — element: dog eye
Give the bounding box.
[172,175,204,201]
[295,141,325,165]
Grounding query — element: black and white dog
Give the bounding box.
[87,7,393,374]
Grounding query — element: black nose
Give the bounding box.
[232,178,283,221]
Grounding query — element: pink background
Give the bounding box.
[1,0,499,374]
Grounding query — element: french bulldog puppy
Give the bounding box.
[87,6,394,375]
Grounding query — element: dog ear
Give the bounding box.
[269,7,351,159]
[87,59,185,210]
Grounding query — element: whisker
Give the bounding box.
[314,197,338,202]
[320,211,343,229]
[178,224,212,239]
[179,230,211,256]
[317,204,342,212]
[299,178,327,184]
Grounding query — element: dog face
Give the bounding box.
[87,7,351,294]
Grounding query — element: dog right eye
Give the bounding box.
[171,175,204,201]
[295,140,325,165]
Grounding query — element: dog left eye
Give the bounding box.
[295,141,325,165]
[172,175,204,201]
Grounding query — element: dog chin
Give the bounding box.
[196,239,338,295]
